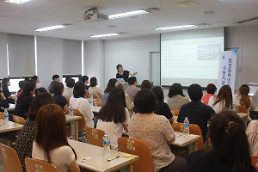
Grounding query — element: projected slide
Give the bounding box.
[161,37,224,87]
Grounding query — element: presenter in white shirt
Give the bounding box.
[32,104,80,172]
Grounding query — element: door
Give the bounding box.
[150,52,161,86]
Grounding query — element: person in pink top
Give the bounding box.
[201,83,217,105]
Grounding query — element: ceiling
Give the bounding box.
[0,0,258,41]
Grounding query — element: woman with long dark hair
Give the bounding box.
[233,84,256,110]
[15,93,54,172]
[208,85,233,113]
[102,78,117,106]
[0,82,9,108]
[88,77,103,101]
[167,83,189,110]
[32,104,80,172]
[14,81,35,119]
[185,111,256,172]
[2,78,15,104]
[97,88,130,150]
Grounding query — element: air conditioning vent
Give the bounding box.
[237,17,258,24]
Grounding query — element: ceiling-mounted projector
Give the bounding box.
[84,8,108,22]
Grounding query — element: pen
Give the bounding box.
[107,156,120,162]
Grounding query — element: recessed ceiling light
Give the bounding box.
[90,33,120,38]
[34,25,67,32]
[176,1,198,7]
[109,10,149,20]
[202,11,215,15]
[155,25,198,31]
[3,0,31,4]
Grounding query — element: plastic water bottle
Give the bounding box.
[69,104,73,116]
[15,92,18,104]
[4,110,9,125]
[89,91,93,109]
[233,102,236,112]
[103,132,111,158]
[183,117,189,137]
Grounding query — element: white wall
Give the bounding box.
[0,32,8,79]
[37,36,63,89]
[84,40,105,90]
[104,34,160,85]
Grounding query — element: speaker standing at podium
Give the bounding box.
[116,64,138,82]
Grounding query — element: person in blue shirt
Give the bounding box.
[52,82,69,114]
[81,76,90,90]
[47,75,60,94]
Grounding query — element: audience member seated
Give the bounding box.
[88,77,103,101]
[129,89,186,172]
[15,93,54,172]
[126,76,140,101]
[234,84,256,110]
[14,81,35,119]
[102,78,117,106]
[152,86,174,123]
[47,74,60,94]
[0,82,9,108]
[53,82,69,114]
[97,88,130,150]
[64,78,75,100]
[201,83,217,105]
[208,85,233,113]
[185,111,257,172]
[81,75,90,90]
[2,78,15,104]
[32,104,80,172]
[246,120,258,156]
[35,87,48,95]
[64,77,72,86]
[115,82,134,114]
[31,75,40,84]
[140,80,152,89]
[167,83,189,110]
[70,81,94,128]
[17,80,25,97]
[177,84,215,142]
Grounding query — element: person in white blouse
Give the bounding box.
[63,78,75,100]
[32,104,80,172]
[208,85,233,114]
[97,87,130,150]
[70,81,94,128]
[233,84,256,110]
[246,120,258,156]
[88,77,103,101]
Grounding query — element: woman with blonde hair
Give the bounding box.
[233,84,256,110]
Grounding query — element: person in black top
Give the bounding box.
[81,75,90,90]
[177,84,215,142]
[52,82,69,114]
[185,111,257,172]
[47,75,60,94]
[2,78,15,104]
[116,64,138,82]
[14,81,35,119]
[0,82,9,108]
[152,86,174,123]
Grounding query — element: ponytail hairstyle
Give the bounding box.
[208,111,251,172]
[17,81,35,104]
[213,85,232,110]
[239,84,250,109]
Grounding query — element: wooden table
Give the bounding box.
[65,115,81,141]
[68,139,139,172]
[1,104,15,111]
[0,119,23,147]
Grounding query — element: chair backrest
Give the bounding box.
[93,100,103,107]
[237,105,248,113]
[85,127,105,147]
[0,112,4,119]
[170,109,180,116]
[118,137,153,172]
[0,143,23,172]
[87,94,98,99]
[251,155,258,171]
[25,157,59,172]
[73,109,86,131]
[13,115,25,125]
[172,123,203,150]
[65,96,70,107]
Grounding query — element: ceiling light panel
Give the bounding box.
[155,25,197,31]
[90,33,120,38]
[3,0,31,4]
[109,10,149,20]
[176,1,198,7]
[34,25,67,32]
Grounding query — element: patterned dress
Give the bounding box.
[15,118,37,172]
